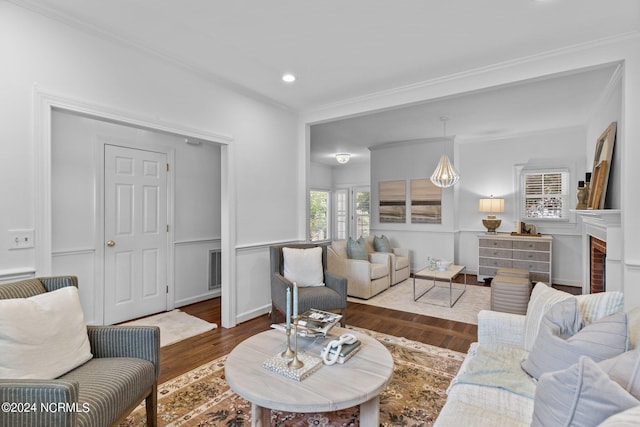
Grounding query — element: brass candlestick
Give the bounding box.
[281,323,295,359]
[288,315,304,369]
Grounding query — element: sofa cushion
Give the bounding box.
[576,291,624,324]
[599,349,640,400]
[373,234,392,252]
[628,307,640,350]
[523,300,628,380]
[523,282,573,351]
[283,246,325,287]
[531,356,639,427]
[599,405,640,427]
[0,286,93,379]
[331,239,348,259]
[370,262,389,280]
[59,357,156,427]
[395,255,410,270]
[346,237,368,260]
[0,278,47,299]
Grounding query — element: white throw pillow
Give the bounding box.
[283,247,325,287]
[0,286,93,379]
[523,282,573,351]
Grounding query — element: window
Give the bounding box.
[309,190,330,241]
[520,169,569,220]
[354,189,370,237]
[334,189,348,240]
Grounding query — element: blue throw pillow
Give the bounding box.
[346,237,368,260]
[374,235,392,252]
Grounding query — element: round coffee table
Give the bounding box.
[225,327,394,426]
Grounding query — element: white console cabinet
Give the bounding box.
[478,233,553,283]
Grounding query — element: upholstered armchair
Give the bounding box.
[327,239,391,299]
[270,243,348,327]
[0,276,159,427]
[363,235,411,286]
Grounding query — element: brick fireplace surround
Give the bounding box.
[590,236,607,293]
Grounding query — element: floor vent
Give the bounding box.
[209,250,222,290]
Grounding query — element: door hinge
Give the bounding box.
[166,163,170,171]
[166,286,169,294]
[166,224,169,232]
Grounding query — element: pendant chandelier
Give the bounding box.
[430,116,460,188]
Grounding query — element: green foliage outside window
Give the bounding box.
[309,190,329,241]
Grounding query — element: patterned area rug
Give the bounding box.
[121,327,465,426]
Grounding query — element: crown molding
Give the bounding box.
[303,31,640,118]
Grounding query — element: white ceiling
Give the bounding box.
[15,0,639,163]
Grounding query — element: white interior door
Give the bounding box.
[104,144,168,324]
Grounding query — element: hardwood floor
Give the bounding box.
[159,278,582,384]
[160,296,478,383]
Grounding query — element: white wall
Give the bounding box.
[334,163,370,187]
[0,2,300,326]
[369,139,457,269]
[309,162,333,188]
[367,129,585,285]
[457,127,586,285]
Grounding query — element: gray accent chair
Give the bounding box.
[0,276,160,427]
[270,243,348,327]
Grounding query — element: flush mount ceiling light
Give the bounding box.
[282,73,296,83]
[430,116,460,188]
[335,153,351,164]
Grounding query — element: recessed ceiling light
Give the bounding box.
[282,73,296,83]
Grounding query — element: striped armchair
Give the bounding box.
[0,276,160,427]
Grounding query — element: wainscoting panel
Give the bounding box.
[174,239,221,307]
[52,249,97,324]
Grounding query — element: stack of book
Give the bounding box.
[271,308,342,337]
[296,309,342,336]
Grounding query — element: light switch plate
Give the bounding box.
[8,229,35,249]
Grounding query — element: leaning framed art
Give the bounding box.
[587,122,616,210]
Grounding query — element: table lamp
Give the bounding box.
[479,196,504,234]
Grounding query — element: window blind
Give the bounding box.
[520,169,569,220]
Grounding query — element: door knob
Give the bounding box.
[106,240,116,247]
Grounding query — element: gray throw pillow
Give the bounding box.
[531,356,640,427]
[373,234,392,252]
[599,349,640,400]
[522,298,628,380]
[346,237,368,260]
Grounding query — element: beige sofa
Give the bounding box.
[361,235,410,286]
[327,240,391,299]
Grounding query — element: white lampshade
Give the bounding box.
[335,153,351,164]
[478,198,505,214]
[479,196,504,234]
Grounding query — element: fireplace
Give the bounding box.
[590,236,606,293]
[575,210,621,296]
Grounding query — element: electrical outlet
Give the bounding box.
[9,229,35,249]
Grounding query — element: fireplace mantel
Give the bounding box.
[572,209,622,295]
[572,209,622,227]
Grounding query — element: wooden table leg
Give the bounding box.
[251,403,271,427]
[359,395,380,426]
